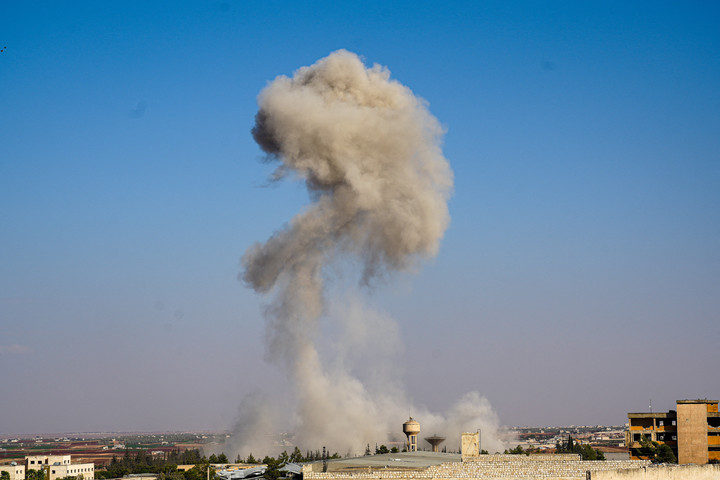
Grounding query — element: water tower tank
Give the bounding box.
[424,434,446,452]
[403,417,420,452]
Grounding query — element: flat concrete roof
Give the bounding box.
[321,452,461,471]
[628,412,675,418]
[677,399,718,404]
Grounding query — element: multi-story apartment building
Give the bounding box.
[627,399,720,464]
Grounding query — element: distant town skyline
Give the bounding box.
[1,1,719,435]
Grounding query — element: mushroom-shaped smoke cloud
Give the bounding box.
[234,50,504,457]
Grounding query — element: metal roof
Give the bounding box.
[216,466,266,480]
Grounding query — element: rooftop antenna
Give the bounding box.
[649,399,653,413]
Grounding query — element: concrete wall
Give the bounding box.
[304,456,651,480]
[591,464,720,480]
[604,452,631,461]
[676,402,708,464]
[460,433,478,460]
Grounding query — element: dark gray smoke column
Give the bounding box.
[240,50,454,452]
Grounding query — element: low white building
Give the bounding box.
[46,463,94,480]
[24,455,93,480]
[0,462,26,480]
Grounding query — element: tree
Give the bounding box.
[183,467,199,480]
[26,469,46,480]
[261,456,281,480]
[134,449,150,470]
[390,447,398,454]
[555,435,605,461]
[579,445,597,460]
[245,454,257,464]
[375,445,389,454]
[186,461,215,480]
[637,435,657,461]
[2,471,11,480]
[656,444,677,464]
[106,457,129,478]
[217,454,228,464]
[636,436,676,464]
[290,447,304,463]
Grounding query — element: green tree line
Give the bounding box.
[95,449,217,480]
[94,446,340,480]
[555,436,606,460]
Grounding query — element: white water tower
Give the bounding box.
[403,417,420,452]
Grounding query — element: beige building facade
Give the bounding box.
[0,463,26,480]
[21,455,93,480]
[25,456,71,470]
[46,464,94,480]
[627,398,720,464]
[676,400,713,464]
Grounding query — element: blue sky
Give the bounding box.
[1,1,719,434]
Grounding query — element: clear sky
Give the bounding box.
[1,1,719,435]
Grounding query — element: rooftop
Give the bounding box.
[320,452,461,471]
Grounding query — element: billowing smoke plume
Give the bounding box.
[232,50,505,457]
